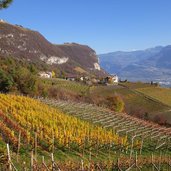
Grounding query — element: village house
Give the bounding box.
[103,75,119,85]
[80,76,84,81]
[65,75,89,82]
[66,74,78,81]
[111,74,119,84]
[38,71,52,78]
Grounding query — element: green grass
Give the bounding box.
[90,85,168,115]
[1,139,131,170]
[119,82,154,89]
[40,78,90,95]
[135,87,171,124]
[136,87,171,107]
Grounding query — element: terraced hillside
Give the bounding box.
[42,99,171,154]
[0,94,171,170]
[40,80,171,123]
[0,93,134,169]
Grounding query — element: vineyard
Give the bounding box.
[0,94,129,170]
[41,99,171,153]
[40,99,171,169]
[0,94,171,170]
[40,78,90,95]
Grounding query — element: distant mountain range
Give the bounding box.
[0,20,106,77]
[99,46,171,86]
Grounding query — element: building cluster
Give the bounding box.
[38,71,119,85]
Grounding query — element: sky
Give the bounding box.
[0,0,171,54]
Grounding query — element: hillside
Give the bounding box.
[135,86,171,124]
[88,82,171,126]
[136,87,171,107]
[0,20,106,77]
[0,94,171,170]
[0,94,121,150]
[99,46,171,86]
[0,94,171,171]
[37,78,171,126]
[0,94,126,168]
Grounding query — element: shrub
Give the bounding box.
[14,67,37,95]
[153,115,166,125]
[0,69,14,92]
[107,95,125,112]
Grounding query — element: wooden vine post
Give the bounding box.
[151,153,160,171]
[34,132,37,159]
[17,131,21,162]
[81,159,84,171]
[22,161,27,171]
[52,129,55,154]
[7,143,12,171]
[116,158,122,171]
[6,144,18,171]
[135,152,141,171]
[42,156,50,171]
[129,135,136,166]
[51,153,55,171]
[30,150,34,171]
[140,135,144,156]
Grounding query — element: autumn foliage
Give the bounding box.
[107,95,125,112]
[0,94,128,152]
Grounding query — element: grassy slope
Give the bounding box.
[118,82,171,124]
[40,78,90,95]
[90,84,169,115]
[136,86,171,123]
[39,79,171,124]
[136,87,171,107]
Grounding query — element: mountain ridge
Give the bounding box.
[99,45,171,85]
[0,20,106,77]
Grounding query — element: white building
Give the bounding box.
[38,71,52,78]
[104,75,119,85]
[80,77,84,81]
[111,75,119,83]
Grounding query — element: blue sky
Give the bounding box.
[1,0,171,53]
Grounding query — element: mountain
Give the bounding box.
[99,46,171,85]
[99,46,162,74]
[0,20,106,77]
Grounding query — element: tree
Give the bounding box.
[107,95,125,112]
[144,112,149,120]
[0,69,13,92]
[0,0,13,9]
[153,115,166,125]
[29,64,38,74]
[14,67,37,95]
[51,71,56,78]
